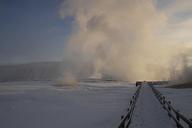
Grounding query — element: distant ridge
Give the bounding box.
[167,82,192,88]
[0,61,63,82]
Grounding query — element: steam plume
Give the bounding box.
[60,0,192,82]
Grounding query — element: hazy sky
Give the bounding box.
[0,0,192,65]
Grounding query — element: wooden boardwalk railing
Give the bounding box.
[118,85,142,128]
[150,85,192,128]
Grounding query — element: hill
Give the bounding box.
[0,62,63,82]
[167,82,192,88]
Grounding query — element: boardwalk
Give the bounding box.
[130,85,175,128]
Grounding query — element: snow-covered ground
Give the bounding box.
[0,81,135,128]
[0,81,191,128]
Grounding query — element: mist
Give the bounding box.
[60,0,192,82]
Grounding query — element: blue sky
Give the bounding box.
[0,0,72,64]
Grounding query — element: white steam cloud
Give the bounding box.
[60,0,192,82]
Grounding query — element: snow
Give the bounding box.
[0,81,135,128]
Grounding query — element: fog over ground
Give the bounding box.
[60,0,192,82]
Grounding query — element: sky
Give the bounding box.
[0,0,192,66]
[0,0,73,64]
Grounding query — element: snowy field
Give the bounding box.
[0,81,191,128]
[0,81,135,128]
